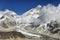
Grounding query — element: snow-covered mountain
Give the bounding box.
[0,9,18,32]
[0,4,60,39]
[18,4,60,39]
[21,5,42,23]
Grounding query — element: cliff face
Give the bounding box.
[0,4,60,40]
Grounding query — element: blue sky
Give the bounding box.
[0,0,60,15]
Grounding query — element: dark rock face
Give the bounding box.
[1,22,8,28]
[47,21,59,34]
[0,16,4,19]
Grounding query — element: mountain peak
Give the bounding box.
[4,9,16,15]
[36,5,42,10]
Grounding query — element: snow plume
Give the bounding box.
[0,4,60,39]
